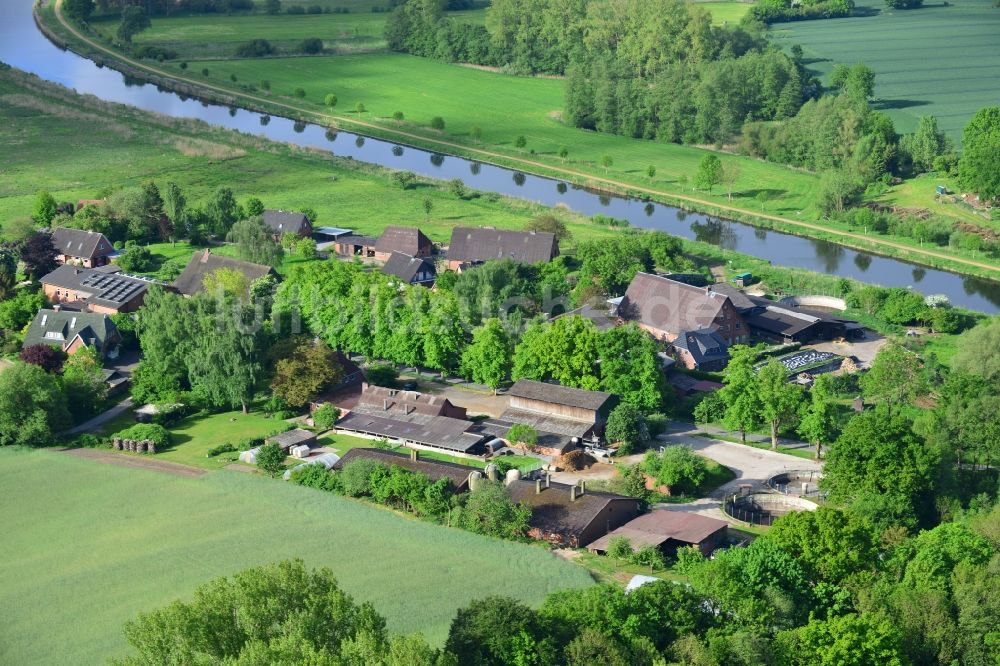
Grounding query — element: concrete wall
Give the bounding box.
[779,295,847,311]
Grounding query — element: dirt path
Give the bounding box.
[60,447,207,478]
[49,0,1000,278]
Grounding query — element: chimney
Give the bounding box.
[410,448,417,462]
[579,480,586,496]
[545,474,551,489]
[535,479,542,494]
[52,304,61,312]
[383,399,389,411]
[570,486,577,502]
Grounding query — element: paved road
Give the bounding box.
[667,420,813,452]
[652,427,823,522]
[65,397,134,435]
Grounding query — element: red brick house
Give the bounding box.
[40,265,153,314]
[50,227,114,268]
[617,273,749,346]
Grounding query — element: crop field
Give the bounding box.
[771,0,1000,140]
[0,448,593,665]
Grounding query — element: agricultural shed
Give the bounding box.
[586,510,729,557]
[267,429,316,451]
[508,479,641,548]
[357,385,467,420]
[335,411,488,455]
[374,226,433,260]
[332,448,474,491]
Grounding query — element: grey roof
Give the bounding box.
[332,448,473,490]
[23,308,118,351]
[49,227,113,260]
[336,411,487,453]
[357,385,465,419]
[375,226,431,256]
[508,479,638,541]
[267,428,316,450]
[491,408,593,439]
[508,379,614,412]
[707,283,756,312]
[587,510,728,552]
[618,273,732,336]
[381,252,436,283]
[744,301,823,338]
[172,250,274,296]
[262,210,310,235]
[673,329,730,367]
[41,264,156,309]
[447,227,558,264]
[480,415,581,453]
[337,234,377,246]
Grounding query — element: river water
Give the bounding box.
[3,0,999,312]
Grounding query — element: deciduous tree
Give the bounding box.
[718,345,761,445]
[694,155,722,193]
[0,362,71,446]
[227,216,284,267]
[756,359,804,450]
[460,318,512,393]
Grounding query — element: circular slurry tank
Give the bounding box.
[768,470,824,498]
[723,492,818,527]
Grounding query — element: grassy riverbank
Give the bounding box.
[38,1,1000,282]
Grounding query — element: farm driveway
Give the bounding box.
[808,331,887,368]
[651,425,823,521]
[61,447,207,478]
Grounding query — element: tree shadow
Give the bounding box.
[738,188,787,200]
[873,99,932,111]
[851,6,882,17]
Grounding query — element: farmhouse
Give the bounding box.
[172,250,274,297]
[446,227,559,270]
[262,209,312,238]
[49,227,114,268]
[333,226,433,261]
[333,448,475,492]
[672,329,731,372]
[40,264,155,314]
[23,308,121,358]
[381,251,436,285]
[509,478,641,548]
[617,273,749,346]
[586,510,729,557]
[485,379,618,455]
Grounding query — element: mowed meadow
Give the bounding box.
[772,0,1000,140]
[0,448,593,665]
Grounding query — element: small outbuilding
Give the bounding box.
[267,428,317,452]
[586,510,729,557]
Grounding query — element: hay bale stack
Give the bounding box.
[147,441,156,454]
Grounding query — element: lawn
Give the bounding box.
[0,448,593,665]
[771,0,1000,141]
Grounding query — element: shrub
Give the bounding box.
[286,4,304,13]
[207,443,237,457]
[235,39,274,58]
[392,111,404,121]
[255,442,285,476]
[294,88,306,98]
[291,464,343,492]
[607,536,634,560]
[341,458,385,497]
[674,545,705,573]
[114,423,170,449]
[430,116,445,130]
[72,434,104,449]
[201,68,209,77]
[299,38,324,54]
[366,364,399,388]
[238,436,264,452]
[312,404,340,431]
[630,545,667,571]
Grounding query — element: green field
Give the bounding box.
[771,0,1000,140]
[696,0,755,24]
[0,448,592,665]
[0,66,607,245]
[90,7,486,58]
